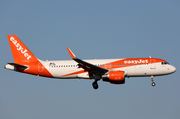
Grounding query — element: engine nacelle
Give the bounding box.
[102,71,125,84]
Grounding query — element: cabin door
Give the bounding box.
[38,63,44,72]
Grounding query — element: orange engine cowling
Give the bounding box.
[102,71,125,84]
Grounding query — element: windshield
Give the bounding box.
[161,62,169,65]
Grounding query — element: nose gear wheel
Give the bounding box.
[151,82,156,86]
[151,76,156,87]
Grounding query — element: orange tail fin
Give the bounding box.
[7,35,38,63]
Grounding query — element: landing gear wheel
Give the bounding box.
[92,81,99,89]
[151,82,156,87]
[151,76,156,87]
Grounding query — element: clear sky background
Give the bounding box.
[0,0,180,119]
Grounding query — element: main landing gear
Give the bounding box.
[151,76,156,87]
[92,81,99,89]
[92,74,100,89]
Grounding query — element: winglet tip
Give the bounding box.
[67,47,76,59]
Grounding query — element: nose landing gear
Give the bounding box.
[151,76,156,87]
[151,82,156,86]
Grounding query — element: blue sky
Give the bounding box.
[0,0,180,119]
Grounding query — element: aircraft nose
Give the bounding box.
[170,65,176,73]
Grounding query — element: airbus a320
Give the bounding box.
[5,35,176,89]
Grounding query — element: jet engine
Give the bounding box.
[102,71,125,84]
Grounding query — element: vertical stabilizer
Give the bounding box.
[7,35,38,63]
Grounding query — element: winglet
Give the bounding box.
[67,47,76,59]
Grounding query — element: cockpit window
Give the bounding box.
[161,62,169,65]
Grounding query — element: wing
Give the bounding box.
[67,47,108,78]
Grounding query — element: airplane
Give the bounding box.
[5,35,176,89]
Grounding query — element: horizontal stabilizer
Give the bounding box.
[8,63,28,68]
[5,63,28,71]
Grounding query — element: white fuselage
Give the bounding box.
[39,58,176,79]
